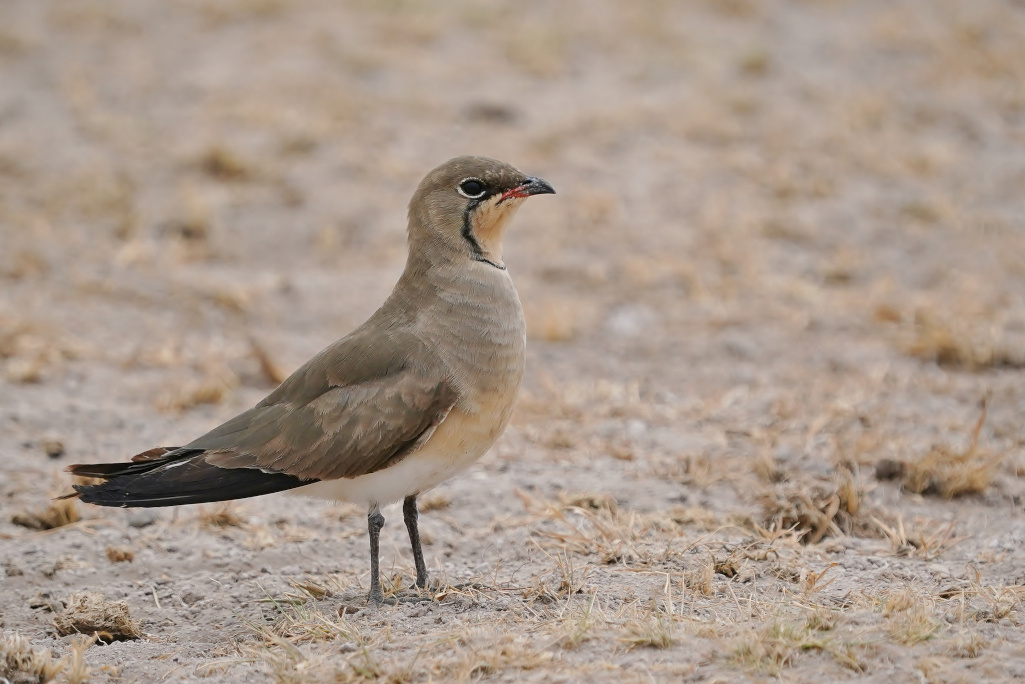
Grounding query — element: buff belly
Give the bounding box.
[293,407,508,508]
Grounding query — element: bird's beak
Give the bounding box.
[498,176,556,204]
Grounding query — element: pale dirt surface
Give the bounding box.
[2,0,1025,682]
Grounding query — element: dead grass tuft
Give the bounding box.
[0,632,65,684]
[523,548,591,604]
[198,503,246,529]
[686,556,716,596]
[243,635,339,684]
[870,515,965,560]
[560,491,619,515]
[620,614,674,649]
[63,635,96,684]
[903,445,1002,498]
[902,398,1004,498]
[53,592,142,642]
[197,145,256,181]
[963,567,1024,623]
[558,593,602,649]
[946,631,986,658]
[288,578,332,601]
[805,607,839,632]
[157,364,239,412]
[431,631,553,681]
[10,498,80,531]
[887,605,942,645]
[759,468,863,544]
[418,492,451,512]
[261,600,362,646]
[105,546,135,563]
[882,587,943,645]
[733,618,827,675]
[906,314,1025,370]
[0,320,72,384]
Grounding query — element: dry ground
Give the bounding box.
[2,0,1025,681]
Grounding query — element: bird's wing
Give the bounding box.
[187,329,458,481]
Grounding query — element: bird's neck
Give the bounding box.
[465,198,523,268]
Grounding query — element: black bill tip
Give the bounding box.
[522,176,556,196]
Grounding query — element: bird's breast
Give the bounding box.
[297,271,526,507]
[424,270,526,408]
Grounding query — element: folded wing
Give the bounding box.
[69,329,456,507]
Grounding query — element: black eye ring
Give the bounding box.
[457,178,486,199]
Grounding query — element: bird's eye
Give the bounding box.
[457,178,486,199]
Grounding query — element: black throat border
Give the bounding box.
[461,202,506,270]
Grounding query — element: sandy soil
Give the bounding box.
[2,0,1025,681]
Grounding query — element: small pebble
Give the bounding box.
[128,511,159,528]
[43,439,65,459]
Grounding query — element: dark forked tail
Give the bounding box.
[66,447,311,508]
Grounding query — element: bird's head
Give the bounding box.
[407,156,555,269]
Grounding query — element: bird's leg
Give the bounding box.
[403,494,429,590]
[367,505,386,605]
[365,501,432,606]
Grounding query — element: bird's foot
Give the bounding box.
[365,589,434,608]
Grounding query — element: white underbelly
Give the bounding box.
[293,408,507,508]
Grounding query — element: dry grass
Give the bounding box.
[197,503,247,530]
[946,631,986,658]
[3,0,1025,681]
[10,498,80,531]
[0,632,64,684]
[196,145,257,182]
[907,313,1025,370]
[63,635,96,684]
[870,515,966,560]
[105,546,135,563]
[733,618,827,675]
[242,597,556,683]
[621,613,675,650]
[157,364,239,412]
[429,631,553,681]
[417,492,452,512]
[903,445,1003,498]
[0,320,74,384]
[758,468,864,544]
[53,592,142,642]
[557,593,603,649]
[903,398,1005,498]
[883,587,943,645]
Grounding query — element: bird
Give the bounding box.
[64,156,555,605]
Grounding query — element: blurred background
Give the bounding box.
[2,0,1025,679]
[3,0,1025,514]
[3,0,1024,452]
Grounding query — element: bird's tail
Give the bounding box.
[65,447,310,508]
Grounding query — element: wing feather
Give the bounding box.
[193,329,457,480]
